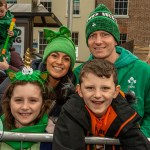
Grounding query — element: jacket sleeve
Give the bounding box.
[9,51,24,71]
[13,26,19,39]
[140,83,150,137]
[53,109,86,150]
[120,125,150,150]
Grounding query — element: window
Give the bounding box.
[6,0,17,4]
[120,33,127,45]
[72,32,79,59]
[40,0,52,12]
[38,31,47,54]
[73,0,80,15]
[72,32,79,46]
[115,0,128,15]
[67,0,80,15]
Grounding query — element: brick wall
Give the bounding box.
[96,1,150,47]
[96,0,150,60]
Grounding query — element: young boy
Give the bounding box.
[0,0,18,63]
[53,59,150,150]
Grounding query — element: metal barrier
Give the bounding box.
[1,132,120,145]
[1,132,150,150]
[1,132,150,144]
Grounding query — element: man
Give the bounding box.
[74,4,150,137]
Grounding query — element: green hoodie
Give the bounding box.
[0,10,19,62]
[74,46,150,137]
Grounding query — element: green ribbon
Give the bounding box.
[44,26,71,43]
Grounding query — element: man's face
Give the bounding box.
[88,31,118,62]
[78,72,120,118]
[0,4,7,19]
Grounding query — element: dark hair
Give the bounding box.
[79,59,118,86]
[45,68,76,105]
[2,81,51,130]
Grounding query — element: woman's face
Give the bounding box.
[10,83,43,128]
[46,52,71,79]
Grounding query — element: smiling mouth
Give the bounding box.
[19,113,31,116]
[94,47,105,50]
[53,66,63,71]
[92,101,104,105]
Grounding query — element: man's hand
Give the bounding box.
[0,57,9,70]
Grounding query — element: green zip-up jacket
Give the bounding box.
[0,10,19,62]
[74,46,150,137]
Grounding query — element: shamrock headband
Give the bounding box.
[43,26,76,69]
[7,48,48,89]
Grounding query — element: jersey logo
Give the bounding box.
[128,77,136,89]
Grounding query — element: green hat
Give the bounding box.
[86,4,120,45]
[43,26,76,69]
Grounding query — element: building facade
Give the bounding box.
[8,0,150,61]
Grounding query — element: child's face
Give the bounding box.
[78,72,120,118]
[10,83,43,128]
[0,4,7,19]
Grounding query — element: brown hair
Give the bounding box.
[2,81,51,130]
[79,59,118,86]
[0,0,7,9]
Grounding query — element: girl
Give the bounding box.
[0,66,51,150]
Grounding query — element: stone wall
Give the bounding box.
[134,46,150,61]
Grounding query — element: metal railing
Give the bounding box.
[1,132,120,145]
[1,132,150,144]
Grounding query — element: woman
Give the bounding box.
[37,26,76,132]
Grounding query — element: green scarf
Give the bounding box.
[1,114,48,150]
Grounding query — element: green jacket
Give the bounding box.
[74,46,150,137]
[0,10,19,62]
